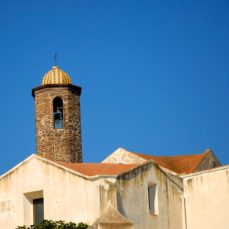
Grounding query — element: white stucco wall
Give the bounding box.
[102,148,185,229]
[117,163,184,229]
[183,166,229,229]
[0,154,186,229]
[0,155,105,228]
[6,152,228,229]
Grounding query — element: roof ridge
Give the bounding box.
[60,161,148,177]
[62,162,141,165]
[133,151,207,158]
[131,150,214,174]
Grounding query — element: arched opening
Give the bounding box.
[53,97,63,129]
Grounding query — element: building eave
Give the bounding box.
[179,164,229,179]
[0,154,152,182]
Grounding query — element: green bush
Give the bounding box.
[16,220,88,229]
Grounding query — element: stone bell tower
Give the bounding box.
[32,66,82,163]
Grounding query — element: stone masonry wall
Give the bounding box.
[34,86,82,163]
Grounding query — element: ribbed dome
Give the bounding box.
[42,66,72,85]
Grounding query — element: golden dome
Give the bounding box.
[42,66,72,85]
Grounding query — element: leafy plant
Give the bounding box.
[16,220,88,229]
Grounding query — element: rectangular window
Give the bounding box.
[148,184,158,214]
[33,198,44,225]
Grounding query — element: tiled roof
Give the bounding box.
[132,150,210,174]
[42,66,72,85]
[60,163,141,176]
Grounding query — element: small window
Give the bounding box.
[53,97,63,129]
[148,184,158,214]
[33,198,44,225]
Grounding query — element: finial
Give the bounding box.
[54,53,58,66]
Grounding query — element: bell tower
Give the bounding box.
[32,66,82,163]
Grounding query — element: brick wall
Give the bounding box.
[33,86,82,163]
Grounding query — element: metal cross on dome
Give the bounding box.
[54,53,58,66]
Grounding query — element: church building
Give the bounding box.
[0,66,229,229]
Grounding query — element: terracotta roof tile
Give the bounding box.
[60,163,141,176]
[132,150,209,174]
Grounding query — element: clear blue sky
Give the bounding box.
[0,0,229,174]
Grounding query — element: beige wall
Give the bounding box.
[5,152,229,229]
[0,156,103,228]
[0,154,185,229]
[183,166,229,229]
[102,148,185,229]
[117,163,184,229]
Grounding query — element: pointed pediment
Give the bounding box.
[93,203,133,226]
[102,148,146,164]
